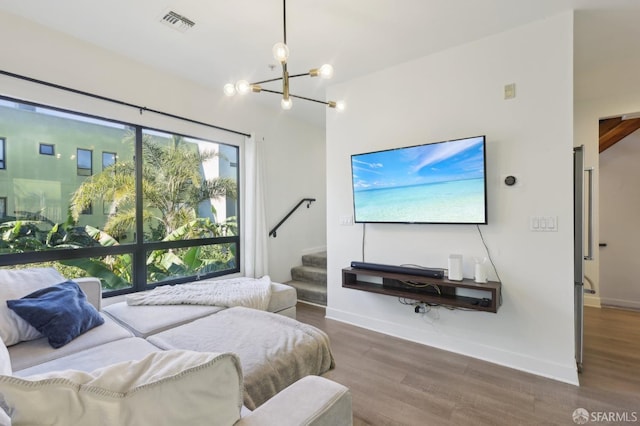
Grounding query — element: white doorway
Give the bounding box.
[599,125,640,309]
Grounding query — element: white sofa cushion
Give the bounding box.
[267,282,297,314]
[9,315,132,372]
[103,280,297,337]
[14,337,160,377]
[0,350,243,426]
[0,267,66,346]
[103,302,224,337]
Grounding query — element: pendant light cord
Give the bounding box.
[283,0,287,44]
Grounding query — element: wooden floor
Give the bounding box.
[296,303,640,426]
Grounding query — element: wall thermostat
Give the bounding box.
[504,175,517,186]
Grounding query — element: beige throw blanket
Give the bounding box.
[148,306,335,410]
[125,276,272,311]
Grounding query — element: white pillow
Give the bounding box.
[0,350,243,426]
[0,338,10,376]
[0,339,11,426]
[0,267,66,346]
[0,339,12,426]
[0,408,8,426]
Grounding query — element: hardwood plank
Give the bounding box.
[581,306,640,394]
[296,303,640,425]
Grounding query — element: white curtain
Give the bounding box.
[243,135,269,277]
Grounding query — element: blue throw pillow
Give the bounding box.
[7,280,104,349]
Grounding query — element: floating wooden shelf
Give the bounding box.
[342,267,501,313]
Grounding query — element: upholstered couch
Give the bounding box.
[0,268,352,426]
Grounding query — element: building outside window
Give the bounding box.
[80,202,92,215]
[0,137,5,169]
[77,148,92,176]
[103,200,114,216]
[39,143,55,156]
[102,151,116,170]
[0,197,6,218]
[0,96,240,295]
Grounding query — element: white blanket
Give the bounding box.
[125,276,272,311]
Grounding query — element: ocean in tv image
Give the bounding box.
[351,136,486,223]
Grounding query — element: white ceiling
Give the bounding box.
[1,0,640,126]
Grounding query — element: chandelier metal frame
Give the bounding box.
[224,0,344,111]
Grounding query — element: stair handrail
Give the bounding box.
[269,198,316,238]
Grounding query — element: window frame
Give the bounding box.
[102,151,116,170]
[0,137,5,170]
[39,143,55,156]
[77,148,93,176]
[0,95,241,296]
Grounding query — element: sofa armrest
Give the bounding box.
[237,375,352,426]
[74,277,102,311]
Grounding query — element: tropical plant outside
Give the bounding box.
[69,131,237,241]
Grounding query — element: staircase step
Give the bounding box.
[301,251,327,268]
[291,265,327,286]
[285,279,327,306]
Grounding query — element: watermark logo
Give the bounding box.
[573,408,638,424]
[573,408,589,425]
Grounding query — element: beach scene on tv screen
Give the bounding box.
[352,136,486,223]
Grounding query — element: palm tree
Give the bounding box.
[70,131,237,240]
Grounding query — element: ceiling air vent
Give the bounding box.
[160,10,195,33]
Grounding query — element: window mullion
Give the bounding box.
[133,126,146,291]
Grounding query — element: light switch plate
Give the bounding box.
[530,216,558,232]
[504,83,516,99]
[339,215,353,226]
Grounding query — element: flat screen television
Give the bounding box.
[350,135,487,224]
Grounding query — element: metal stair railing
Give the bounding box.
[268,198,316,238]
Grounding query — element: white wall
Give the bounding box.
[0,11,326,283]
[598,130,640,308]
[326,13,577,384]
[260,119,327,280]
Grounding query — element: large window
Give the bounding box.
[0,97,240,295]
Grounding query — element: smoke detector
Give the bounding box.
[160,10,195,33]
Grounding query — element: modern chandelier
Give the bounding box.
[223,0,345,111]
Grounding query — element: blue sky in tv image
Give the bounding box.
[351,136,486,224]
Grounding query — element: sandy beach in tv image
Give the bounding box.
[351,136,486,224]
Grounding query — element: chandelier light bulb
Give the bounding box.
[319,64,334,79]
[236,80,251,95]
[272,42,290,64]
[281,98,293,110]
[223,83,236,97]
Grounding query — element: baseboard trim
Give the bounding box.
[601,297,640,310]
[584,294,601,308]
[325,306,579,386]
[297,299,327,308]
